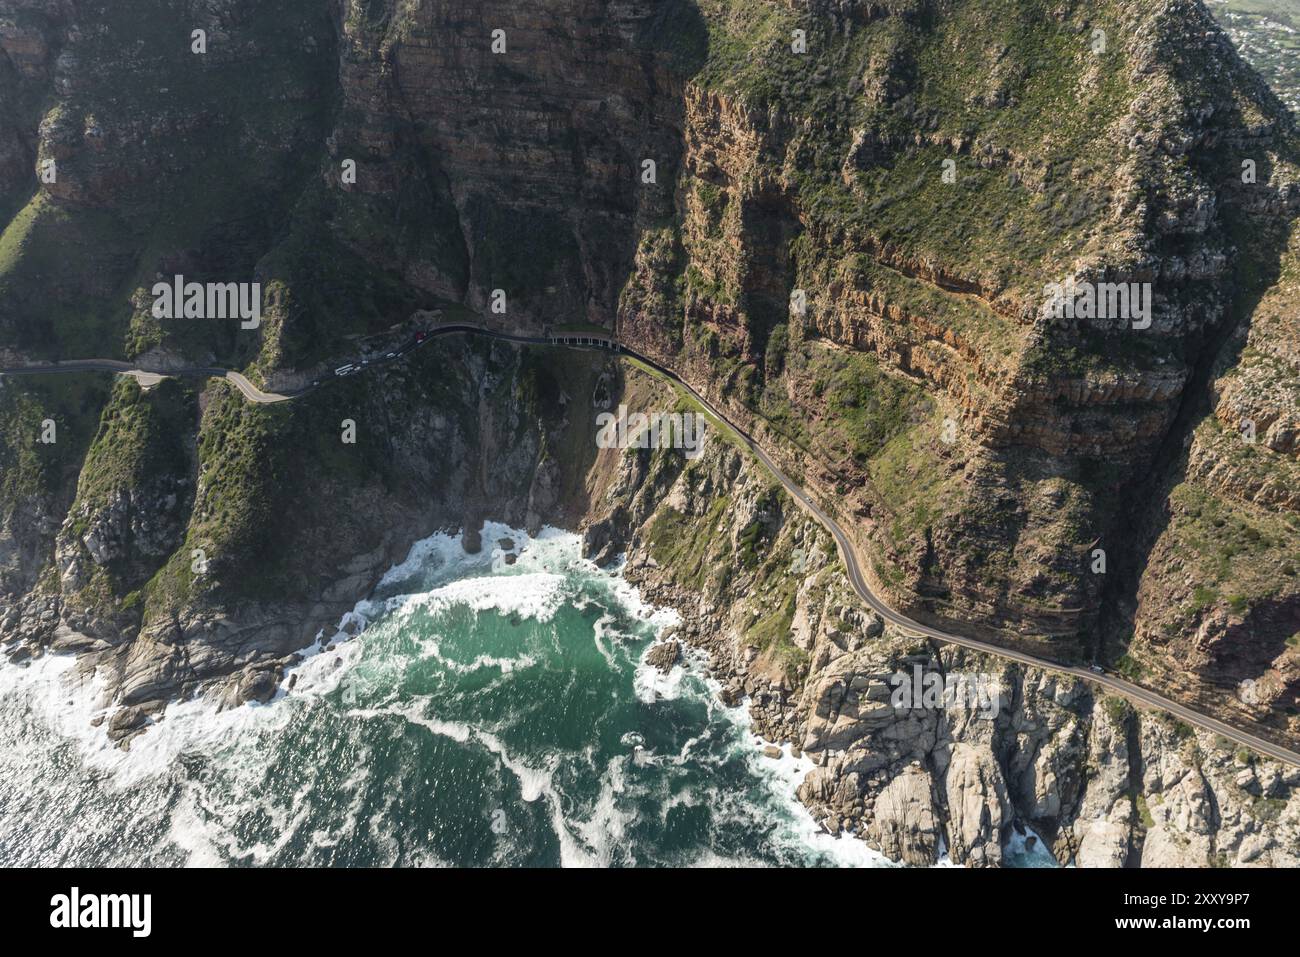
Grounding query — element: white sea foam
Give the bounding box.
[376,698,602,867]
[633,652,687,704]
[399,571,568,622]
[743,734,896,868]
[573,756,640,867]
[590,612,620,669]
[0,520,900,868]
[1004,823,1058,867]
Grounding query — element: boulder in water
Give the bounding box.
[645,639,680,673]
[462,516,483,554]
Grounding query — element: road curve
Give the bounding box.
[627,352,1300,767]
[5,329,1299,767]
[0,359,295,404]
[221,370,293,404]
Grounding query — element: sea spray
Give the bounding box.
[0,524,892,867]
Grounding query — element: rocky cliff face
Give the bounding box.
[1,0,1297,855]
[0,338,609,738]
[1121,225,1300,739]
[329,0,690,326]
[592,365,1300,866]
[612,0,1300,737]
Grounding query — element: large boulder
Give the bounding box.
[867,764,940,866]
[943,743,1010,867]
[645,639,680,673]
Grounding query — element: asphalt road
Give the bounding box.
[621,348,1300,768]
[5,326,1298,767]
[0,358,291,404]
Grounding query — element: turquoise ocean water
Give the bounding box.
[0,525,897,867]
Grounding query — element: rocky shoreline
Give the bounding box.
[581,390,1300,867]
[0,0,1297,871]
[0,338,613,743]
[4,357,1299,865]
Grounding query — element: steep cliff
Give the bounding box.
[1,333,611,735]
[612,0,1300,736]
[0,0,1297,844]
[592,364,1300,866]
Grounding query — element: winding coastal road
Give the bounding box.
[0,357,292,404]
[4,325,1299,767]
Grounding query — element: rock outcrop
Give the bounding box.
[0,0,1296,860]
[589,366,1300,866]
